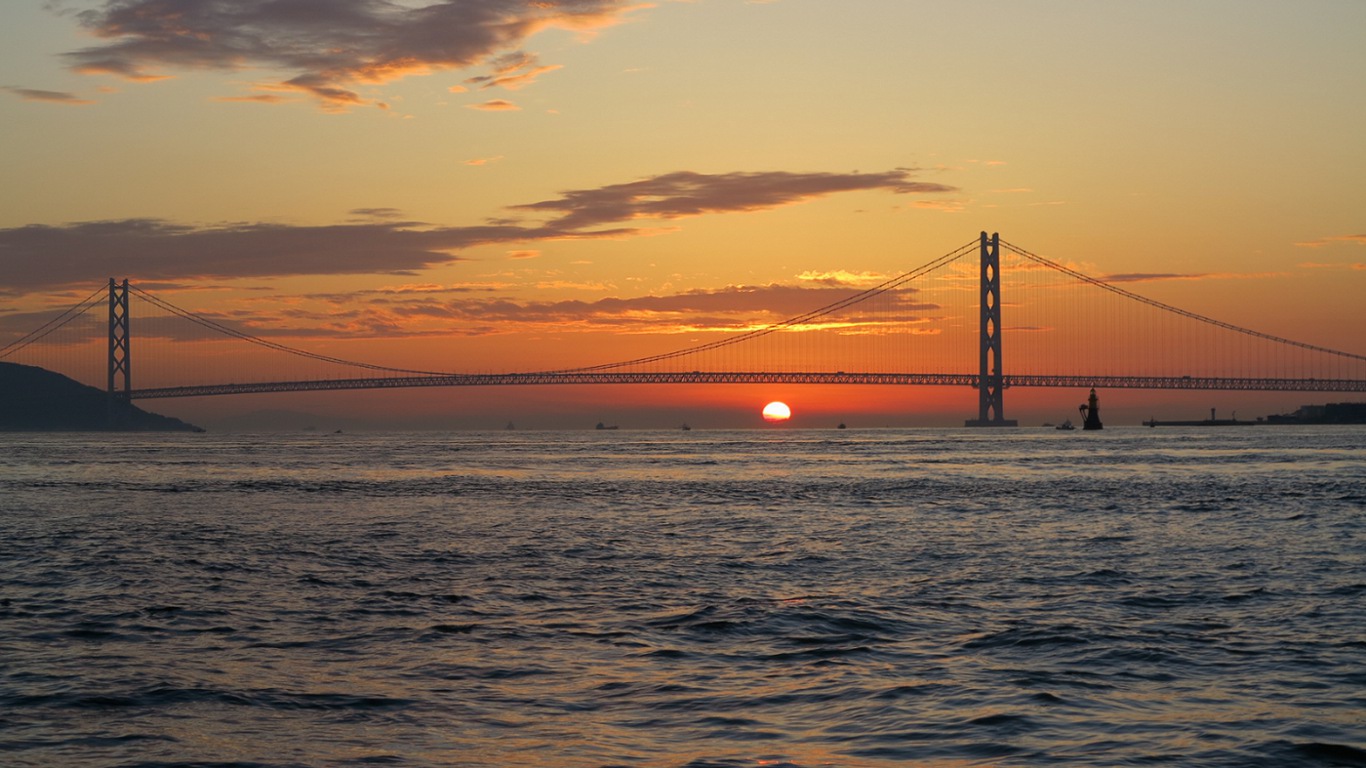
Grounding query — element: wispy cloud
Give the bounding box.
[1102,272,1206,283]
[2,86,94,105]
[467,99,520,111]
[305,283,940,338]
[1101,271,1282,284]
[212,93,292,104]
[797,270,889,287]
[1299,261,1366,271]
[300,284,506,302]
[513,169,956,230]
[26,280,900,344]
[93,281,928,343]
[1295,234,1366,248]
[464,52,563,91]
[60,0,649,109]
[348,208,407,221]
[0,168,955,294]
[911,199,967,213]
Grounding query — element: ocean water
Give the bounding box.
[1,427,1363,767]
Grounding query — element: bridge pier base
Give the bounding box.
[965,232,1017,427]
[965,416,1017,427]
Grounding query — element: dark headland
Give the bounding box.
[0,361,202,432]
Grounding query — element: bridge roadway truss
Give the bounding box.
[128,371,1366,400]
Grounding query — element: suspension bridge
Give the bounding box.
[3,233,1363,427]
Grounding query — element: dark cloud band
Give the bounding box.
[0,169,956,293]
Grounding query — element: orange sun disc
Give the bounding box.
[762,401,792,422]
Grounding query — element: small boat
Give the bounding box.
[1055,419,1075,431]
[595,422,618,430]
[681,423,691,431]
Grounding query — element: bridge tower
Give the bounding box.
[107,278,132,427]
[965,232,1017,427]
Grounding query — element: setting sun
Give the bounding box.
[762,401,792,422]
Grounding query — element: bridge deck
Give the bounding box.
[128,371,1366,399]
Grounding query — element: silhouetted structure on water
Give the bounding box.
[1080,388,1103,430]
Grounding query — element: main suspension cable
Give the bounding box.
[129,286,458,376]
[1001,239,1366,364]
[0,286,106,360]
[557,239,981,373]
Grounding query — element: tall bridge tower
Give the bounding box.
[107,278,131,427]
[965,232,1017,427]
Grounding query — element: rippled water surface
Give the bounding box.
[2,427,1364,767]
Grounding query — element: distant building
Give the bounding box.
[1266,402,1366,424]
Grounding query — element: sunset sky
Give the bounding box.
[1,0,1363,429]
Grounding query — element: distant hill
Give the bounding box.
[0,362,202,432]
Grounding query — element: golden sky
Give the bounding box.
[1,1,1363,428]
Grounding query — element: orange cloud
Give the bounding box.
[912,199,967,213]
[468,99,520,111]
[68,63,171,83]
[8,279,933,346]
[797,270,890,287]
[61,0,650,110]
[1295,234,1366,248]
[1298,262,1366,271]
[465,52,563,91]
[323,283,938,339]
